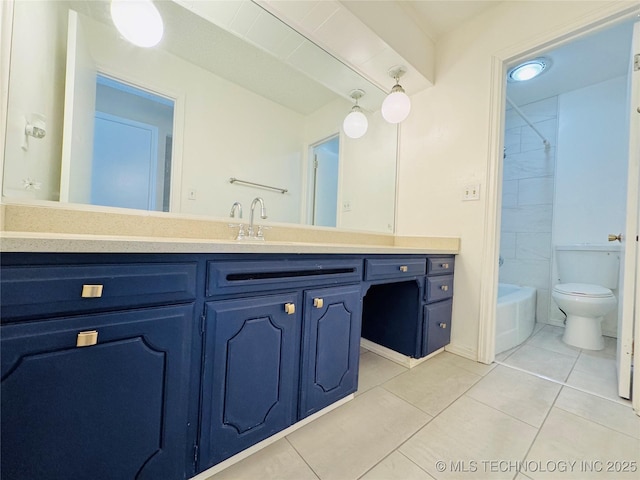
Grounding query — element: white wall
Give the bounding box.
[396,1,633,359]
[550,75,629,335]
[553,76,629,245]
[3,0,66,200]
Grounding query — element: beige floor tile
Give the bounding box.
[526,408,640,479]
[357,352,408,396]
[495,344,522,362]
[466,365,561,427]
[502,344,576,382]
[208,439,318,480]
[286,387,431,480]
[526,325,581,358]
[360,451,435,480]
[434,351,497,376]
[585,335,617,359]
[573,352,616,378]
[399,396,538,479]
[554,387,639,439]
[382,357,481,416]
[565,368,626,404]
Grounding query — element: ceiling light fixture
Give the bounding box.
[381,66,411,124]
[508,58,549,82]
[110,0,164,48]
[343,89,368,139]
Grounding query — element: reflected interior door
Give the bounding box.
[91,112,158,210]
[311,136,339,227]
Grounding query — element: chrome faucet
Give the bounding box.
[248,197,267,239]
[229,202,243,219]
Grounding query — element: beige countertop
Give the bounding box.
[0,231,459,255]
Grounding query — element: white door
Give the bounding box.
[617,21,640,401]
[59,9,96,203]
[91,112,158,210]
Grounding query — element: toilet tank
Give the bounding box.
[555,244,620,289]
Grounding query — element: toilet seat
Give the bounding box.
[553,283,613,298]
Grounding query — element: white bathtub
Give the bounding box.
[495,283,537,355]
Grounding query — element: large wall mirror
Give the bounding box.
[3,0,398,233]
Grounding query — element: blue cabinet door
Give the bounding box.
[0,304,195,480]
[299,284,362,419]
[423,299,453,356]
[199,293,301,470]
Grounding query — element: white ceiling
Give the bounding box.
[398,0,501,40]
[507,20,634,106]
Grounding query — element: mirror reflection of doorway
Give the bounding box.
[310,136,339,227]
[92,75,174,211]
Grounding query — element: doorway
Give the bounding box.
[479,13,639,411]
[309,135,340,227]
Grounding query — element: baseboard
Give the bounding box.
[444,343,478,362]
[189,394,354,479]
[360,338,444,368]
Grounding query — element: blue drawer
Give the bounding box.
[364,258,426,281]
[206,259,362,296]
[427,257,455,276]
[425,275,454,303]
[423,299,453,355]
[1,263,197,321]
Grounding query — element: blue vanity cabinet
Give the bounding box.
[422,256,455,356]
[299,284,362,419]
[199,293,302,469]
[0,304,195,480]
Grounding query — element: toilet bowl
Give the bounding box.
[552,283,616,350]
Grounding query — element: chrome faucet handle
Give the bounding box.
[256,225,271,240]
[228,223,246,240]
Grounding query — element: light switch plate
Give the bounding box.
[463,184,480,201]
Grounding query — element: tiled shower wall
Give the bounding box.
[500,96,558,324]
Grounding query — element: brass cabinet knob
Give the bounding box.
[81,284,103,298]
[77,330,98,347]
[399,265,408,272]
[440,285,449,292]
[313,298,324,309]
[608,233,622,242]
[284,303,296,315]
[439,323,447,329]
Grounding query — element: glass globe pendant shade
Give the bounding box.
[381,89,411,124]
[111,0,164,48]
[343,108,368,139]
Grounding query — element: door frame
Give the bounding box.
[306,133,340,227]
[477,2,640,411]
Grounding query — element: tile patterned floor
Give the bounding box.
[208,325,640,479]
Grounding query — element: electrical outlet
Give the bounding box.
[462,184,480,201]
[188,188,197,200]
[342,201,352,212]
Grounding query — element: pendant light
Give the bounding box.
[343,89,368,139]
[381,66,411,124]
[111,0,164,48]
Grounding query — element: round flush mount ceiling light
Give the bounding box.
[381,66,411,124]
[111,0,164,48]
[508,58,549,82]
[343,89,368,139]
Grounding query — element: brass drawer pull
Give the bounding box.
[313,298,324,309]
[440,285,449,292]
[441,263,450,269]
[439,323,447,329]
[399,265,408,272]
[81,284,103,298]
[77,330,98,347]
[284,303,296,315]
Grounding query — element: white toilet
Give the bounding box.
[551,245,619,350]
